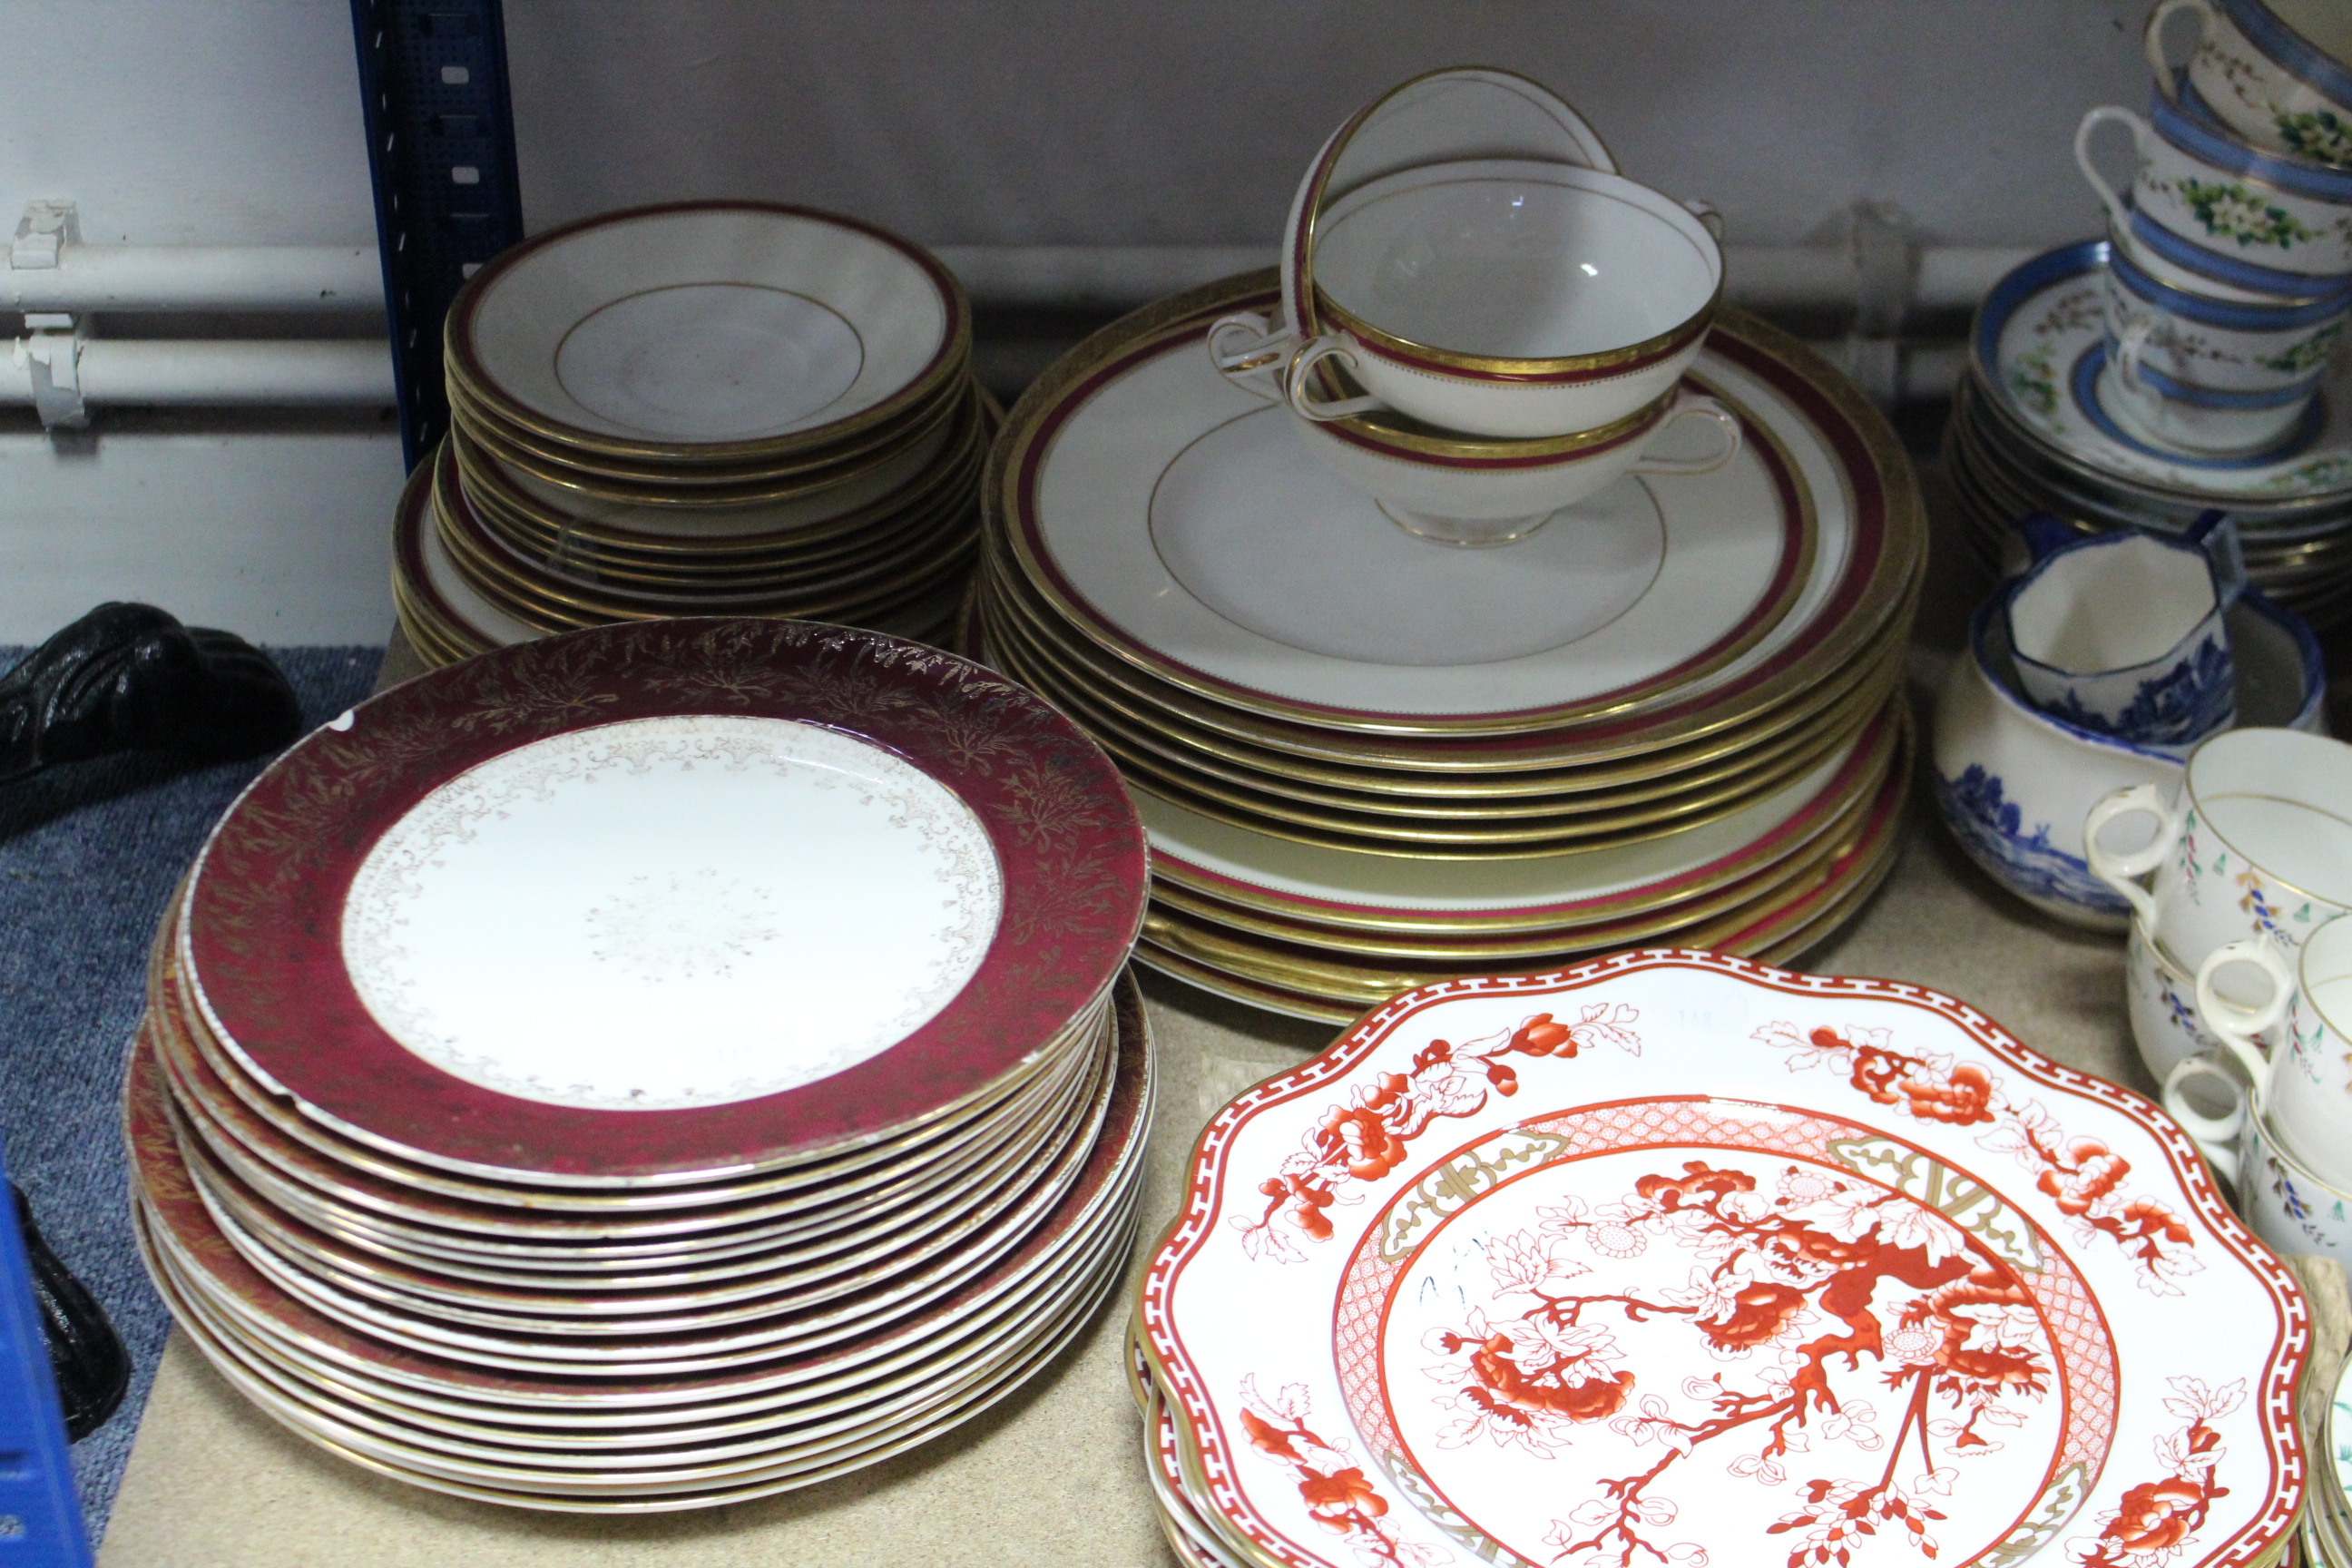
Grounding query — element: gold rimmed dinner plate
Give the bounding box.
[442,203,975,472]
[1144,706,1897,960]
[150,945,1110,1256]
[977,524,1926,774]
[451,403,989,580]
[156,1000,1104,1296]
[985,270,1922,741]
[1137,740,1905,1004]
[1133,780,1904,1024]
[446,362,972,495]
[1072,685,1882,858]
[436,437,985,605]
[980,554,1910,800]
[989,590,1906,831]
[143,1200,1131,1508]
[148,1188,1132,1488]
[1137,705,1900,937]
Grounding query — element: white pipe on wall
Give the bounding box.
[0,239,2037,319]
[934,243,2039,313]
[3,245,384,315]
[0,338,394,407]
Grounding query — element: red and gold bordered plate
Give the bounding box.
[126,974,1152,1418]
[1139,951,2307,1568]
[990,273,1919,739]
[177,618,1146,1186]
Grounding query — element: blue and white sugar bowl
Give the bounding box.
[1932,573,2323,930]
[2003,524,2235,746]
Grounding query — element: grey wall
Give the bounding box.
[0,0,2161,641]
[506,1,2151,252]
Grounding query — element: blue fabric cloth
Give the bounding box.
[0,645,384,1544]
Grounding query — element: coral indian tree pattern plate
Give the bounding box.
[1140,952,2307,1568]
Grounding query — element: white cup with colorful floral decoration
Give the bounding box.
[2086,726,2352,973]
[2147,0,2352,172]
[2163,917,2352,1190]
[2127,920,2229,1086]
[2077,92,2352,291]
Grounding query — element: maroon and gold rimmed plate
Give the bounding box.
[987,272,1921,740]
[1146,710,1896,961]
[1138,951,2308,1568]
[1140,736,1907,1008]
[164,1016,1108,1314]
[144,1198,1132,1494]
[151,926,1112,1231]
[175,618,1145,1187]
[163,1025,1112,1334]
[176,1024,1118,1375]
[1131,725,1912,1025]
[1133,696,1905,937]
[127,975,1152,1417]
[979,563,1908,798]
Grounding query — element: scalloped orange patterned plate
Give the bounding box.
[1139,951,2308,1568]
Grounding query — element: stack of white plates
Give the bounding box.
[975,272,1926,1022]
[395,203,991,665]
[2305,1358,2352,1568]
[1130,950,2308,1568]
[125,618,1152,1510]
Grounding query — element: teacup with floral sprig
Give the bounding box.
[2148,0,2352,172]
[2099,234,2352,454]
[2089,726,2352,975]
[2078,88,2352,292]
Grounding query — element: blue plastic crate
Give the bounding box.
[0,1148,92,1567]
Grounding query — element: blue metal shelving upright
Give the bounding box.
[348,0,526,469]
[0,1151,91,1568]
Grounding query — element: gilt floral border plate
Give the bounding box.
[178,617,1145,1185]
[126,972,1152,1415]
[1139,951,2307,1568]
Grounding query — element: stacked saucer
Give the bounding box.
[1130,951,2307,1568]
[124,619,1152,1509]
[394,203,990,666]
[975,272,1925,1022]
[1948,240,2352,628]
[2307,1357,2352,1568]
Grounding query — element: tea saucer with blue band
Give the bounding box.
[1979,240,2352,499]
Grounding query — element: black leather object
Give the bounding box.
[14,1184,129,1441]
[0,602,302,785]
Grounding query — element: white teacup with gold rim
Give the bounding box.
[2086,727,2352,972]
[1282,159,1723,440]
[2162,917,2352,1191]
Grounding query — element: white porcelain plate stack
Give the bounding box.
[124,618,1152,1510]
[395,203,994,664]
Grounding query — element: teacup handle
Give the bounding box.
[2082,783,2182,928]
[2192,936,2293,1091]
[2073,105,2153,228]
[1287,336,1387,423]
[2142,0,2213,81]
[1207,311,1300,404]
[1631,394,1742,477]
[2113,318,2158,398]
[1680,199,1726,242]
[2161,1053,2245,1187]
